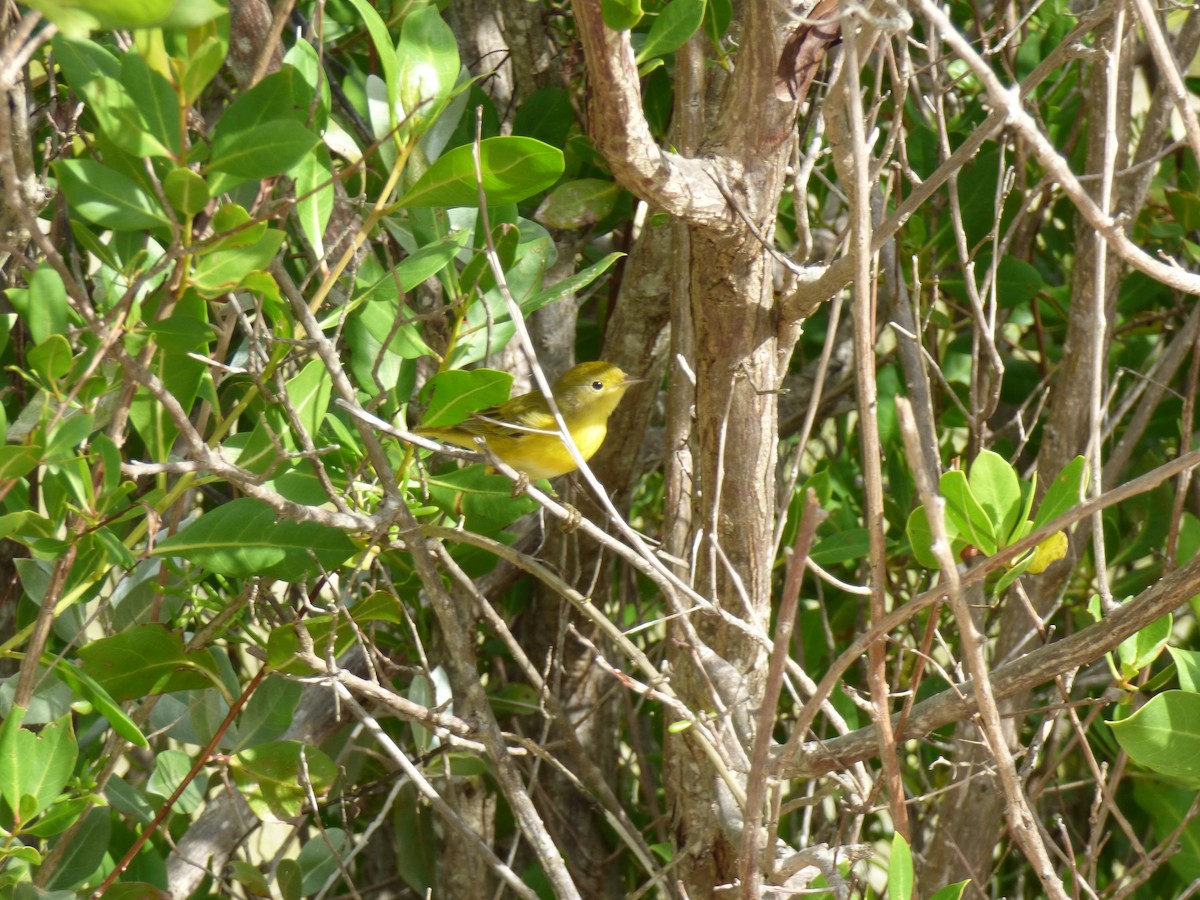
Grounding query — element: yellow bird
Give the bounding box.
[415,361,644,480]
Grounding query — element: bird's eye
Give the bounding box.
[591,380,604,391]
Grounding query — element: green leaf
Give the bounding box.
[994,256,1045,309]
[231,741,338,820]
[810,529,871,566]
[146,748,205,813]
[292,145,334,259]
[513,88,575,148]
[27,334,74,383]
[53,158,170,230]
[266,595,402,674]
[1110,690,1200,778]
[535,178,620,230]
[602,0,644,30]
[51,34,121,87]
[50,658,149,749]
[968,449,1022,546]
[296,826,351,895]
[287,359,333,443]
[80,74,170,157]
[0,443,44,482]
[1132,782,1200,881]
[209,119,320,182]
[163,167,210,218]
[519,251,622,315]
[0,710,77,827]
[418,368,513,428]
[1115,609,1171,679]
[1169,647,1200,692]
[77,625,222,702]
[343,0,400,130]
[234,677,304,750]
[1031,455,1088,532]
[179,33,228,105]
[905,504,944,570]
[396,137,564,208]
[396,5,461,125]
[15,264,70,346]
[459,223,521,294]
[30,0,224,31]
[424,466,540,526]
[120,52,181,158]
[392,229,471,292]
[888,832,914,900]
[940,468,997,556]
[153,498,357,579]
[44,807,109,889]
[277,858,304,900]
[929,881,971,900]
[635,0,707,64]
[24,796,90,838]
[189,228,286,297]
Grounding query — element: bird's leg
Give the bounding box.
[559,504,582,532]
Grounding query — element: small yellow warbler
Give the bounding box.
[415,361,643,480]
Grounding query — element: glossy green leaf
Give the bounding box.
[120,52,181,157]
[390,229,471,293]
[0,443,44,482]
[28,0,224,32]
[968,449,1022,546]
[292,145,334,259]
[418,368,513,428]
[28,334,73,383]
[45,807,110,889]
[1114,606,1171,678]
[16,264,70,346]
[50,658,149,749]
[1110,690,1200,778]
[51,34,120,86]
[1031,455,1088,532]
[940,468,997,556]
[179,33,228,105]
[24,796,90,838]
[396,137,564,208]
[519,251,622,315]
[266,595,403,674]
[231,741,338,820]
[77,625,222,701]
[0,709,77,827]
[888,832,914,900]
[189,228,286,297]
[209,120,320,182]
[79,75,170,158]
[163,167,209,217]
[929,881,971,900]
[146,748,205,813]
[296,826,351,895]
[396,5,461,125]
[602,0,644,30]
[1169,647,1200,692]
[423,465,540,526]
[53,159,170,230]
[634,0,706,64]
[153,498,357,579]
[535,178,620,229]
[343,0,400,130]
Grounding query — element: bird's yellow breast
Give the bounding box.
[483,416,608,480]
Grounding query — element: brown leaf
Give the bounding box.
[774,0,842,103]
